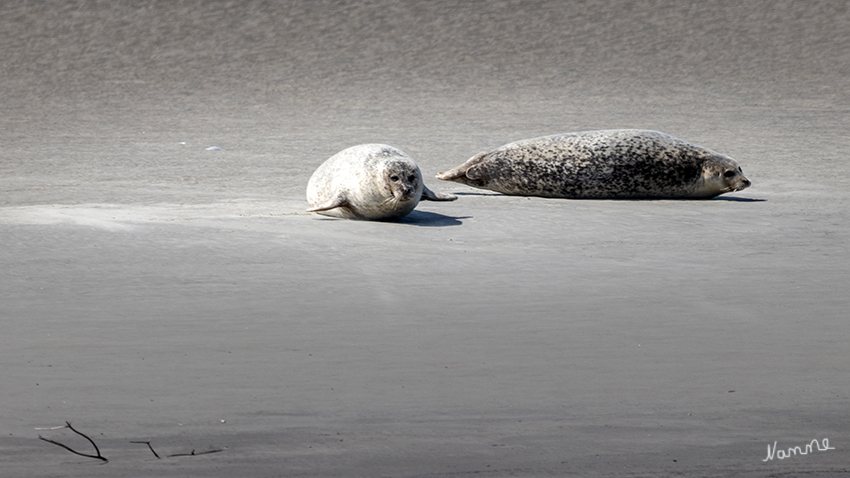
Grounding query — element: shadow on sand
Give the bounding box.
[711,196,766,202]
[451,191,765,202]
[310,211,468,226]
[400,210,469,227]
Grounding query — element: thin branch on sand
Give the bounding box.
[37,422,108,463]
[130,440,161,459]
[38,421,224,462]
[167,448,224,457]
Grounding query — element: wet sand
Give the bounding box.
[2,1,849,476]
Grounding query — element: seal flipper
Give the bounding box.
[421,186,457,202]
[435,152,488,182]
[306,191,349,212]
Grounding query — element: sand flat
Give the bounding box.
[2,1,848,476]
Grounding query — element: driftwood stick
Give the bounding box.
[38,422,108,462]
[167,448,224,457]
[130,440,161,459]
[38,422,224,461]
[65,422,104,458]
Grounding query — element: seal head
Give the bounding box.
[696,157,751,197]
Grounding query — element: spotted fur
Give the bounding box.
[437,130,751,199]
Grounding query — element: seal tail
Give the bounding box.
[436,152,488,182]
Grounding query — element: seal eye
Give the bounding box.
[723,170,736,178]
[408,175,416,182]
[390,175,399,182]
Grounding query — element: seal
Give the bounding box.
[307,144,457,220]
[436,130,751,199]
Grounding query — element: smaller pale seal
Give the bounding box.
[307,144,457,220]
[436,130,751,199]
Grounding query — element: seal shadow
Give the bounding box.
[451,192,504,197]
[592,196,767,202]
[450,191,765,202]
[399,210,469,227]
[710,196,766,202]
[309,211,468,226]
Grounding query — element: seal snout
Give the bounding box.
[395,186,417,201]
[734,175,752,192]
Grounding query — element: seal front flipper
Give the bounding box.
[306,191,349,212]
[420,185,457,202]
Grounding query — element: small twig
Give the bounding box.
[38,422,108,462]
[167,448,224,457]
[66,422,104,458]
[130,440,161,459]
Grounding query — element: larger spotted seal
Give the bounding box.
[307,144,457,220]
[436,130,751,199]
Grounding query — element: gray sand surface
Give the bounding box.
[2,1,849,476]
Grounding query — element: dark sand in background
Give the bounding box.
[2,1,849,476]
